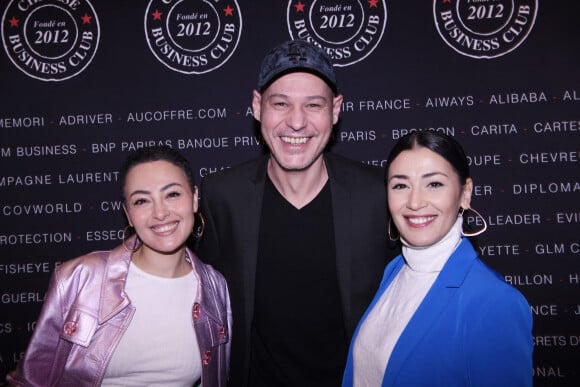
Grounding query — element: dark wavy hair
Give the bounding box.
[119,145,195,202]
[386,131,470,185]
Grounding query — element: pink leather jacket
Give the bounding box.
[7,236,232,387]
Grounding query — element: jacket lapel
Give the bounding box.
[325,154,354,331]
[382,239,477,385]
[189,251,227,325]
[241,156,268,332]
[99,240,133,323]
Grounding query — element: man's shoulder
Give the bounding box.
[202,156,266,186]
[325,152,385,180]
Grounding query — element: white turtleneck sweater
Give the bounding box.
[352,217,463,387]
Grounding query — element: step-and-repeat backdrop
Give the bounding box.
[1,1,578,385]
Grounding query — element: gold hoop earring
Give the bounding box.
[387,218,399,242]
[122,225,140,252]
[460,207,488,237]
[193,212,205,238]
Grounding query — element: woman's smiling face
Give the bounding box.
[387,146,472,247]
[123,160,197,256]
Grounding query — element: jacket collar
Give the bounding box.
[98,236,225,326]
[251,154,269,184]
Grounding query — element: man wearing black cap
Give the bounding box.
[198,40,393,386]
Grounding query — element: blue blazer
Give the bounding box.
[343,238,533,387]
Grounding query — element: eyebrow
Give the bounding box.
[128,182,183,198]
[267,93,328,102]
[388,171,449,182]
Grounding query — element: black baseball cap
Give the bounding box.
[257,40,337,94]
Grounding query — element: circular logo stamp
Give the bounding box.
[1,0,100,81]
[434,0,538,59]
[145,0,242,74]
[287,0,387,67]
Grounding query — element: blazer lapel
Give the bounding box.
[382,239,477,385]
[240,157,268,332]
[325,154,354,331]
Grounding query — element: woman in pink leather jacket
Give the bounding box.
[7,146,231,387]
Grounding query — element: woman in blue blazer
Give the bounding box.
[343,132,533,386]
